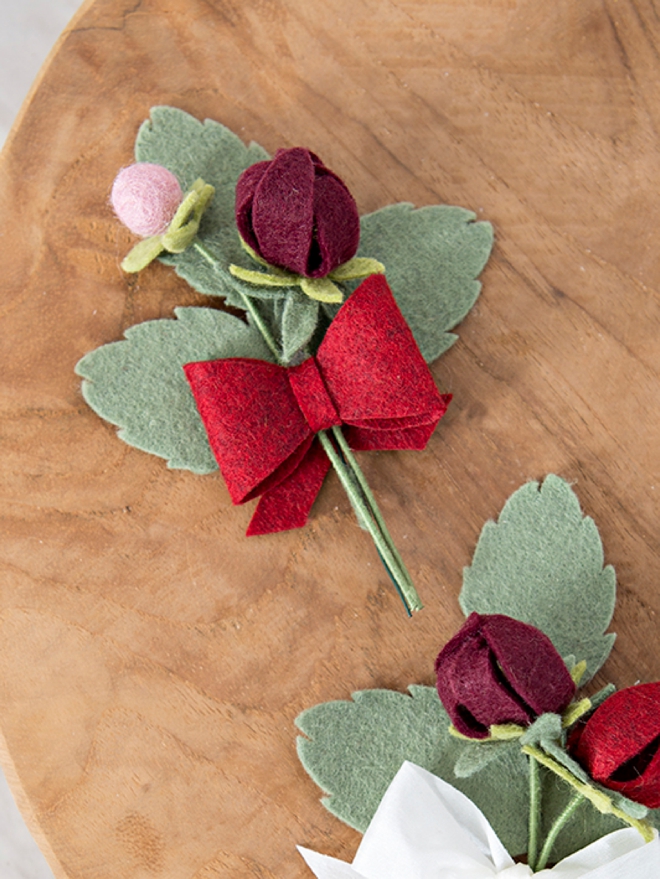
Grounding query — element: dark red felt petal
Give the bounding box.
[247,439,331,535]
[235,161,270,253]
[318,274,448,428]
[481,615,576,716]
[251,147,316,275]
[183,358,311,503]
[307,172,360,277]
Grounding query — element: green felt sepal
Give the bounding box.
[121,235,165,272]
[229,244,384,304]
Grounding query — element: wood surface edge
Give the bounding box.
[0,726,67,879]
[0,0,98,160]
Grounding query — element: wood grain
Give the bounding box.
[1,0,659,875]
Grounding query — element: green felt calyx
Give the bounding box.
[121,178,215,272]
[229,239,385,302]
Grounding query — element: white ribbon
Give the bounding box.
[298,762,660,878]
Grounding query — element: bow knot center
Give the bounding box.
[288,357,341,433]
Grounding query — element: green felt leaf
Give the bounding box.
[134,106,273,306]
[356,203,493,363]
[296,685,529,856]
[281,293,320,363]
[76,307,273,472]
[460,474,616,682]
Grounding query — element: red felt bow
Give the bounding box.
[183,274,451,535]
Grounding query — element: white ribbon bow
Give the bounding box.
[298,761,660,878]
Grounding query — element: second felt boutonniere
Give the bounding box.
[296,475,660,872]
[77,107,494,614]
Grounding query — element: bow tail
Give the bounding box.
[247,440,331,536]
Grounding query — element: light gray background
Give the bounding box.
[1,3,82,875]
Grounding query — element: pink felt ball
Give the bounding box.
[111,163,183,237]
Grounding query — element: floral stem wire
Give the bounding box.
[527,753,541,871]
[318,430,421,615]
[194,240,422,615]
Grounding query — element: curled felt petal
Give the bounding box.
[435,613,576,738]
[311,171,361,277]
[571,683,660,808]
[111,163,183,237]
[252,147,316,275]
[235,160,270,252]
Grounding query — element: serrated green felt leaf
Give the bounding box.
[356,203,493,363]
[134,106,270,304]
[296,685,529,856]
[76,307,273,472]
[281,293,320,363]
[460,475,616,682]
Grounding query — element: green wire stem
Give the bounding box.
[192,240,422,614]
[527,753,542,871]
[318,431,421,614]
[535,793,583,871]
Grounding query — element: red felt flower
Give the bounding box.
[570,683,660,808]
[235,147,360,278]
[435,613,576,739]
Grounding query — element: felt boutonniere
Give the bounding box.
[296,476,660,871]
[77,107,493,614]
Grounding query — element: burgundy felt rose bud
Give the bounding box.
[235,147,360,278]
[435,613,576,738]
[570,683,660,808]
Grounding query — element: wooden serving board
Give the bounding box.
[1,0,659,876]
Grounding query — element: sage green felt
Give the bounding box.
[281,293,320,363]
[296,685,529,857]
[76,307,273,472]
[355,203,494,363]
[460,475,616,683]
[134,107,277,305]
